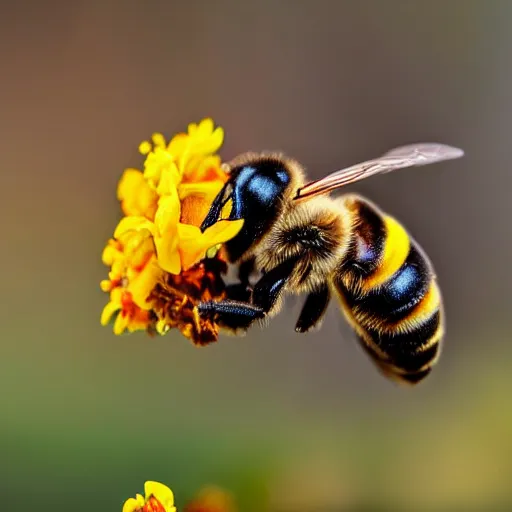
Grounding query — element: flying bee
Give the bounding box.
[198,143,463,385]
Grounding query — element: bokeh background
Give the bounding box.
[2,1,511,510]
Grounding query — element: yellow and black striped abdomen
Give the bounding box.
[334,195,443,385]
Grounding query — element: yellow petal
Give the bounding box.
[124,236,154,270]
[176,223,201,241]
[187,122,199,134]
[151,132,166,148]
[123,231,150,257]
[111,259,124,278]
[144,481,175,512]
[100,279,113,292]
[113,311,129,335]
[117,169,158,219]
[177,119,224,175]
[176,224,205,270]
[167,133,188,157]
[178,149,192,178]
[139,141,152,155]
[177,219,243,270]
[102,240,122,266]
[143,147,174,188]
[100,300,120,326]
[154,236,181,274]
[114,216,155,239]
[117,169,143,201]
[122,497,142,512]
[197,117,214,135]
[154,195,180,236]
[156,163,181,197]
[202,219,244,247]
[129,256,163,308]
[152,195,181,273]
[183,155,225,183]
[195,126,224,155]
[186,129,224,162]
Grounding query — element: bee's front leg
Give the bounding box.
[197,299,265,332]
[220,257,257,303]
[198,257,297,332]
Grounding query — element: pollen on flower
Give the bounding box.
[144,496,167,512]
[100,118,242,345]
[149,258,228,346]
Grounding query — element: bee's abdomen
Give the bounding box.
[335,196,443,384]
[344,240,432,322]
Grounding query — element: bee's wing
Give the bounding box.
[294,143,464,200]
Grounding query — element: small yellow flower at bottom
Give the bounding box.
[123,481,176,512]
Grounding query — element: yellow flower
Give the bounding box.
[100,118,243,345]
[140,119,225,191]
[115,118,243,275]
[123,481,176,512]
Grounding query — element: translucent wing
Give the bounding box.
[294,143,464,200]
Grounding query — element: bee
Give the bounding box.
[198,143,463,384]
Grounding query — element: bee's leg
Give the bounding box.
[295,285,331,333]
[239,257,256,285]
[223,257,257,302]
[198,299,265,331]
[251,257,298,314]
[198,257,298,331]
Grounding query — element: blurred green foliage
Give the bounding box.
[3,337,512,511]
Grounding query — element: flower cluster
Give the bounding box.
[100,119,243,344]
[123,481,235,512]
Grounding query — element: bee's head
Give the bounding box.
[200,153,305,262]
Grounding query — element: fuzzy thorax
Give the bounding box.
[255,196,352,293]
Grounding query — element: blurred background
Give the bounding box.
[1,1,511,510]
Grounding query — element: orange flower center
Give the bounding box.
[143,496,166,512]
[149,257,228,345]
